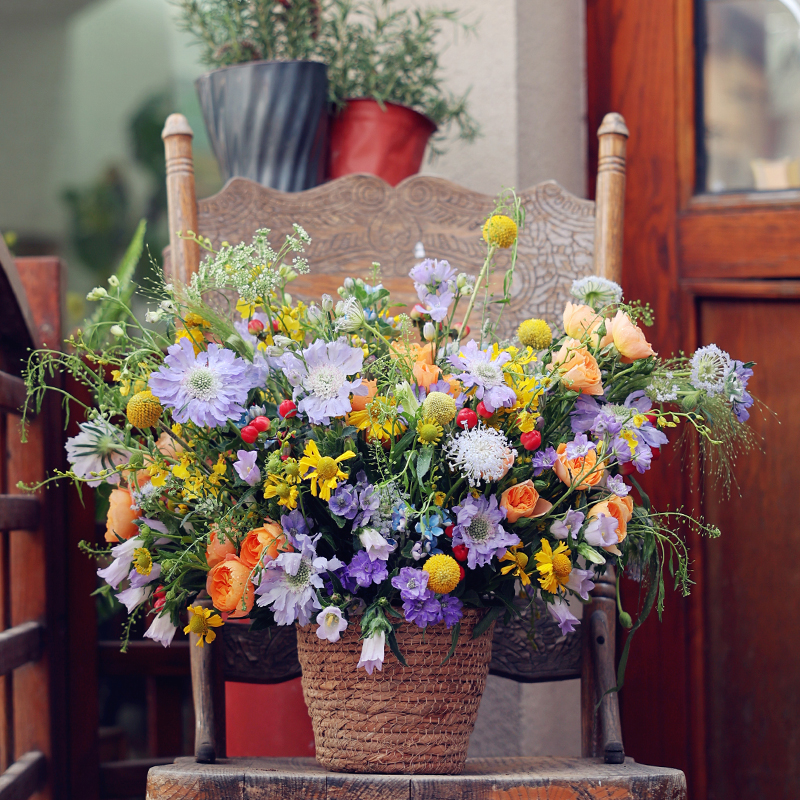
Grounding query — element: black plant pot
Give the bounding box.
[195,60,329,192]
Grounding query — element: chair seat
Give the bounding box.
[146,755,686,799]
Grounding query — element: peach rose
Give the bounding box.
[206,527,236,568]
[239,520,293,569]
[441,374,464,398]
[550,340,604,396]
[413,360,441,389]
[105,488,142,542]
[206,554,254,619]
[350,380,377,413]
[553,444,604,489]
[500,480,553,523]
[563,302,603,342]
[587,494,634,553]
[391,341,434,366]
[610,311,655,362]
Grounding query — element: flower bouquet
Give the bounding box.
[22,194,758,773]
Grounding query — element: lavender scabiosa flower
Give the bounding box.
[448,340,516,412]
[548,596,580,635]
[452,494,520,569]
[570,395,603,434]
[391,567,430,601]
[532,446,558,477]
[280,339,366,425]
[233,450,261,486]
[149,338,254,428]
[65,417,129,486]
[255,534,342,625]
[315,606,348,642]
[439,595,463,628]
[347,551,389,587]
[550,510,585,541]
[402,590,443,628]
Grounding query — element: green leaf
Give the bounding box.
[629,475,651,512]
[330,513,347,529]
[440,621,461,665]
[578,542,606,564]
[387,629,408,666]
[416,446,433,482]
[472,606,502,639]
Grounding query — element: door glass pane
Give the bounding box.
[699,0,800,192]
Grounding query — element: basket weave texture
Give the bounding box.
[296,608,495,774]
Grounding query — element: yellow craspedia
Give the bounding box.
[422,391,457,426]
[127,390,162,428]
[517,318,553,349]
[424,553,461,594]
[482,214,518,249]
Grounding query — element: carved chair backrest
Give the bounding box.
[161,112,629,764]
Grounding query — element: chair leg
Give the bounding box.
[590,611,625,764]
[189,621,226,763]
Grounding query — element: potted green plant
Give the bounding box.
[177,0,329,191]
[319,0,479,186]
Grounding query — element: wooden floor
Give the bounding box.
[146,755,686,799]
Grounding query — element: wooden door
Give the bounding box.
[587,2,800,798]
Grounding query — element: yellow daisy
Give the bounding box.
[184,605,223,647]
[298,440,355,501]
[500,545,532,586]
[534,538,572,594]
[263,473,299,510]
[347,397,405,442]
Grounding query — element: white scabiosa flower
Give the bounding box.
[690,344,732,396]
[444,425,517,486]
[65,418,129,487]
[335,297,366,332]
[570,276,623,310]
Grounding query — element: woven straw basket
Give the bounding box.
[296,608,495,774]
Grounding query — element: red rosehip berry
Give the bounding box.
[476,401,492,419]
[278,400,297,419]
[452,544,468,562]
[444,524,454,538]
[455,408,478,430]
[240,425,258,443]
[272,319,281,332]
[153,586,166,612]
[247,319,265,336]
[520,430,542,451]
[458,565,465,581]
[251,416,270,433]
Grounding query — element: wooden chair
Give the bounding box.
[146,113,687,800]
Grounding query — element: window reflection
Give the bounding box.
[700,0,800,192]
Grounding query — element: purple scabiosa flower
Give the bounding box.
[624,390,652,412]
[570,395,602,434]
[280,509,310,546]
[584,513,619,548]
[359,528,395,561]
[329,484,359,519]
[347,550,389,588]
[391,567,430,601]
[548,596,580,635]
[566,568,595,601]
[605,474,630,497]
[315,606,348,642]
[439,595,463,628]
[65,417,129,487]
[357,631,386,674]
[566,433,596,460]
[233,450,261,486]
[144,612,177,648]
[452,494,520,569]
[280,339,367,425]
[149,338,254,428]
[255,534,343,625]
[403,590,443,628]
[448,341,516,412]
[726,360,754,422]
[532,446,558,477]
[550,509,585,541]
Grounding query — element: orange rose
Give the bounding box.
[563,302,603,343]
[206,527,236,568]
[500,480,553,523]
[391,341,434,366]
[553,443,604,489]
[155,430,183,459]
[587,494,634,553]
[351,379,377,413]
[550,340,604,396]
[104,488,142,542]
[610,311,655,362]
[239,520,293,569]
[206,554,254,619]
[413,360,441,389]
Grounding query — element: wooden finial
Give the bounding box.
[162,114,200,286]
[593,113,628,285]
